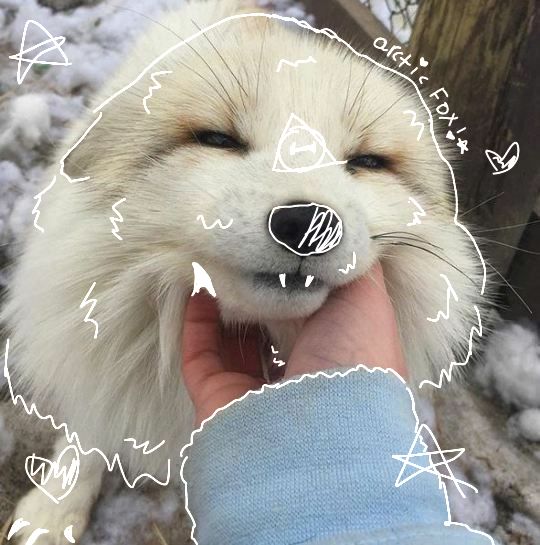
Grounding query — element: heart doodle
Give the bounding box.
[419,56,429,67]
[25,445,80,504]
[485,141,520,175]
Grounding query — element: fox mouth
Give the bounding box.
[253,271,325,291]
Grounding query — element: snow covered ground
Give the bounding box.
[0,1,539,544]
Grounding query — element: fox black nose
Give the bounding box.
[268,201,343,256]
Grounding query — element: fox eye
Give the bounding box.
[195,130,245,150]
[347,154,388,170]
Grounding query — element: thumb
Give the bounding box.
[285,263,406,379]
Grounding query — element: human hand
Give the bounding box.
[181,262,406,425]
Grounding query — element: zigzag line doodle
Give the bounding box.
[143,70,172,114]
[3,339,171,488]
[124,438,165,455]
[427,274,458,323]
[79,282,99,339]
[403,109,424,141]
[338,251,356,274]
[420,305,482,389]
[31,176,56,233]
[196,214,233,230]
[270,345,286,367]
[109,197,126,240]
[276,55,317,72]
[406,196,426,227]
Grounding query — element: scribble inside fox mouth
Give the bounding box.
[253,272,324,291]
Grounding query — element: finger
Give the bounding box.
[181,293,225,397]
[286,262,406,378]
[221,326,264,377]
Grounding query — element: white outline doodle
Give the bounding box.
[268,203,343,256]
[3,340,171,488]
[338,251,357,274]
[7,519,31,540]
[109,198,126,240]
[9,19,71,85]
[271,113,347,173]
[406,197,426,227]
[21,15,488,521]
[427,274,458,323]
[196,214,233,230]
[403,109,424,141]
[485,141,520,175]
[6,519,76,544]
[25,445,80,504]
[392,423,476,498]
[270,345,286,367]
[191,262,217,297]
[420,305,482,389]
[143,70,172,114]
[79,282,99,339]
[32,176,56,233]
[180,365,493,545]
[124,438,166,455]
[276,55,317,72]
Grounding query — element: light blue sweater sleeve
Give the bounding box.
[181,367,496,545]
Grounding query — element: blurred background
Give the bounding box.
[0,1,539,543]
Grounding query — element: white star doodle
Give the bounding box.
[456,137,469,155]
[392,423,477,498]
[9,19,71,85]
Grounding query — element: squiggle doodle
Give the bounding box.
[393,423,476,499]
[9,19,71,85]
[276,55,316,72]
[338,251,356,274]
[79,282,99,339]
[427,274,458,323]
[124,438,165,455]
[32,176,56,233]
[271,345,286,367]
[196,214,233,230]
[298,206,343,254]
[3,339,171,488]
[420,305,482,389]
[485,141,520,175]
[403,109,424,141]
[6,518,76,543]
[109,197,126,240]
[143,70,172,114]
[406,196,426,227]
[25,446,79,504]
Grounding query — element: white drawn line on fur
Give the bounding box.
[279,273,286,288]
[180,364,491,545]
[485,141,520,175]
[109,197,126,240]
[338,251,356,274]
[25,445,80,504]
[392,423,477,499]
[63,525,76,544]
[71,17,487,541]
[124,438,165,455]
[406,197,426,227]
[196,214,233,230]
[427,274,458,323]
[31,176,56,233]
[143,70,172,114]
[403,109,424,141]
[7,518,31,540]
[191,262,217,297]
[420,304,483,389]
[276,55,316,72]
[9,19,71,85]
[305,274,314,288]
[270,345,286,367]
[60,111,103,184]
[79,282,99,339]
[7,522,49,544]
[3,339,171,489]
